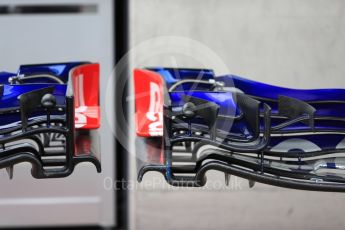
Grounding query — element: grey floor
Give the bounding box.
[136,171,345,230]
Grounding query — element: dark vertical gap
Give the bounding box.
[114,0,129,230]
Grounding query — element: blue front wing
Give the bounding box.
[137,67,345,192]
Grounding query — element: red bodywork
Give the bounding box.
[134,69,164,137]
[71,63,100,129]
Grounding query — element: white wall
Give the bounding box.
[132,0,345,88]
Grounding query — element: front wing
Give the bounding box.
[134,67,345,192]
[0,62,101,179]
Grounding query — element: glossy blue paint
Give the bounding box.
[218,75,345,102]
[1,84,67,109]
[18,61,87,83]
[147,67,215,88]
[0,63,77,127]
[148,67,345,153]
[0,72,15,84]
[327,162,337,169]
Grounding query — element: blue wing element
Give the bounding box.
[135,67,345,192]
[0,62,101,179]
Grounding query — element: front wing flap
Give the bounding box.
[134,67,345,192]
[0,62,101,179]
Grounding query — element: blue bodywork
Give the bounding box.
[149,67,345,153]
[0,62,101,179]
[137,67,345,191]
[0,62,85,126]
[17,62,86,83]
